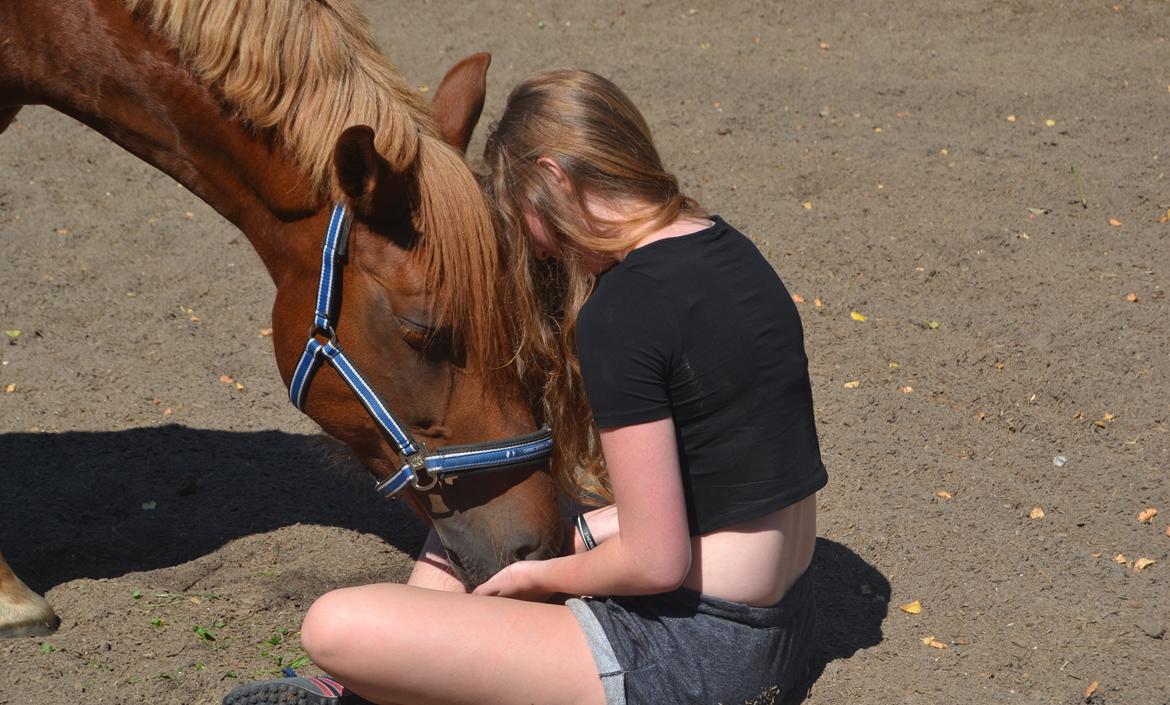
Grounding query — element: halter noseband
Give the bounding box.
[288,204,554,498]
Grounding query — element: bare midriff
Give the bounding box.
[681,494,817,607]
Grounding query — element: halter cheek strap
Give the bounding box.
[288,204,554,498]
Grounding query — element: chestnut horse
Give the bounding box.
[0,0,560,637]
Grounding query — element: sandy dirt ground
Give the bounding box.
[2,1,1168,703]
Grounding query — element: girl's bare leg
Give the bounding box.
[406,528,469,593]
[300,583,605,705]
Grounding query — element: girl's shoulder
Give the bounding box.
[584,263,668,319]
[579,262,680,348]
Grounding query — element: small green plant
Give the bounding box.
[259,628,307,674]
[214,619,226,629]
[132,590,142,600]
[39,642,54,655]
[224,671,238,679]
[150,617,164,628]
[193,625,216,642]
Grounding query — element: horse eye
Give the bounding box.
[395,316,436,351]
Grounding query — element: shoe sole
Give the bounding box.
[223,681,331,705]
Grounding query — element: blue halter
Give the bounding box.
[288,204,554,498]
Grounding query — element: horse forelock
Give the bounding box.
[412,135,511,378]
[122,0,510,376]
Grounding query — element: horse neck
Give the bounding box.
[0,0,326,280]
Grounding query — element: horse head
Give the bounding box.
[2,2,555,630]
[270,55,561,587]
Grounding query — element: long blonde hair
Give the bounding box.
[482,69,705,503]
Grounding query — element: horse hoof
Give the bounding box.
[0,593,61,639]
[0,613,60,638]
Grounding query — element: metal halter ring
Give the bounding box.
[405,450,439,491]
[308,324,337,343]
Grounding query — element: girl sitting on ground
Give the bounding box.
[224,67,826,705]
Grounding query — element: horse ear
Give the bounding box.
[431,53,491,153]
[333,125,411,231]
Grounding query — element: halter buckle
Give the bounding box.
[406,450,438,491]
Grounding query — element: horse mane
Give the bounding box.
[123,0,509,374]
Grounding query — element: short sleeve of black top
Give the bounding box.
[576,216,828,536]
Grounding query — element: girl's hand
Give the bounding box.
[472,560,553,602]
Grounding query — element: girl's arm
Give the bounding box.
[475,417,692,599]
[564,504,619,554]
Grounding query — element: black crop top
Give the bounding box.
[576,216,827,536]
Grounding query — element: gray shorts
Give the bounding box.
[567,568,815,705]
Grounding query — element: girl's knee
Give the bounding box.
[301,587,367,667]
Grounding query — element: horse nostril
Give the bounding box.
[513,540,552,563]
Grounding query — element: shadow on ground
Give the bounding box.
[3,427,887,702]
[0,426,429,593]
[786,538,889,703]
